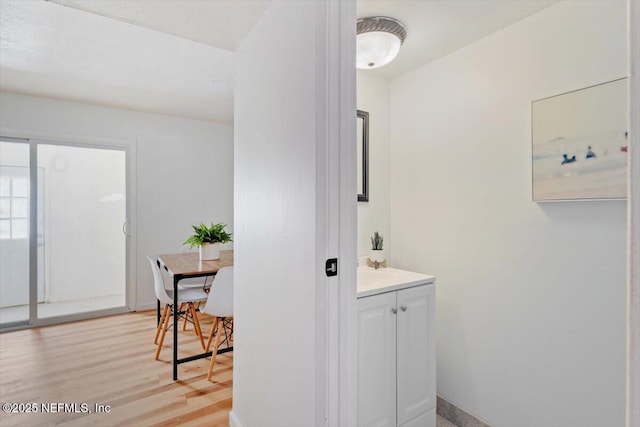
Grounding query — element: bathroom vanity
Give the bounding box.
[357,266,436,427]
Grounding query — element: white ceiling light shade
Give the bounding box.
[356,16,406,69]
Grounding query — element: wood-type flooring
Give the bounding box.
[0,310,232,427]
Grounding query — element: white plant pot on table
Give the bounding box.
[199,243,220,261]
[369,249,385,263]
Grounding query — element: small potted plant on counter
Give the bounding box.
[184,222,233,261]
[369,231,385,264]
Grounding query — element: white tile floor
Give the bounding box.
[0,294,125,324]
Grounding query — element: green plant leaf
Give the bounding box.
[371,231,383,250]
[183,222,233,248]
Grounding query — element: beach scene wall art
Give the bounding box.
[532,78,628,201]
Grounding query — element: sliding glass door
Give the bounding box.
[0,137,129,329]
[36,144,127,319]
[0,141,30,325]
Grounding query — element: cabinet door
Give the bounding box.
[357,292,397,427]
[396,285,436,425]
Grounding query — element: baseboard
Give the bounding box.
[133,302,157,311]
[229,410,245,427]
[437,396,492,427]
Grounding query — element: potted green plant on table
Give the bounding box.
[184,222,233,261]
[369,231,385,263]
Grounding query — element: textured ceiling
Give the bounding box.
[357,0,560,80]
[48,0,270,52]
[0,0,562,123]
[0,0,241,123]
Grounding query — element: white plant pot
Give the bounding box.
[199,243,220,261]
[369,249,385,263]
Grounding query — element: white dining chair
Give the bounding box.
[148,256,208,360]
[175,245,213,332]
[201,266,234,381]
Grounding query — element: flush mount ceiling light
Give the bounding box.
[356,16,407,69]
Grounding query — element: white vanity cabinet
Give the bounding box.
[357,277,436,427]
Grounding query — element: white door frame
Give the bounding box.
[315,1,357,426]
[626,2,639,426]
[0,128,137,330]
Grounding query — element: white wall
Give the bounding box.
[389,2,627,426]
[628,4,640,426]
[357,71,391,257]
[0,92,234,309]
[232,0,329,425]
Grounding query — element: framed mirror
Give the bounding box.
[357,110,369,202]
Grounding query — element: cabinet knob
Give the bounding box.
[400,305,407,312]
[391,308,397,314]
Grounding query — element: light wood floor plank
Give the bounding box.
[0,311,232,427]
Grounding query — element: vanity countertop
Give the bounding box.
[357,266,435,298]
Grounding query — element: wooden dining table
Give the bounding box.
[157,250,233,380]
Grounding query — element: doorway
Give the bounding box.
[0,137,129,328]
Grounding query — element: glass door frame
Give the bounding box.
[0,133,136,330]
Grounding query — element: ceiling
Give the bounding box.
[357,0,559,80]
[0,0,267,124]
[48,0,270,52]
[0,0,560,124]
